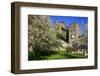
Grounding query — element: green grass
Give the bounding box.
[28,50,88,60]
[46,53,66,59]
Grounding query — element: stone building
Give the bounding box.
[68,23,80,44]
[54,21,65,33]
[54,21,88,54]
[54,21,80,44]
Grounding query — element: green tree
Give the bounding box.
[28,15,62,56]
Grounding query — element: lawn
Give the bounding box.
[28,50,88,60]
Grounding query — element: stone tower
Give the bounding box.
[69,23,80,44]
[54,21,65,33]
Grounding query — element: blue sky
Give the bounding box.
[50,16,88,34]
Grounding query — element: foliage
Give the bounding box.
[69,36,88,53]
[28,15,88,60]
[28,15,62,55]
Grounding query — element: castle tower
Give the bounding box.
[69,23,80,44]
[59,21,65,32]
[54,21,65,33]
[54,20,59,30]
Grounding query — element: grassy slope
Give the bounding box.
[28,50,88,60]
[46,51,87,60]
